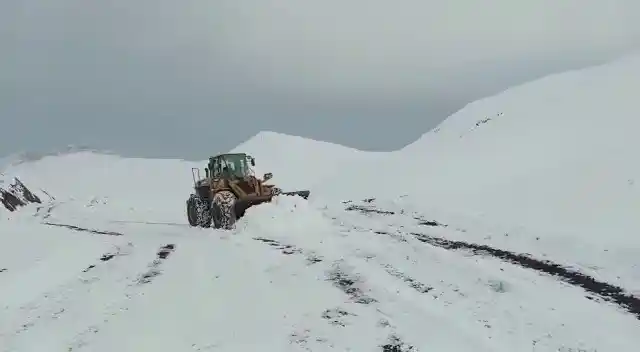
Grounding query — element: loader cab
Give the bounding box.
[208,153,255,180]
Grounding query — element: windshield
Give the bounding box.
[219,154,250,178]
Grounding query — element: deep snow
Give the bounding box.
[2,52,640,351]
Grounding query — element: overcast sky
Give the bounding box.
[2,0,640,160]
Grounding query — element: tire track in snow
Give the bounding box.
[134,243,176,285]
[253,235,418,351]
[43,222,124,236]
[410,232,640,319]
[344,200,640,321]
[0,243,135,340]
[0,241,177,352]
[65,243,177,351]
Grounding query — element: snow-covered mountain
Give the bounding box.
[2,52,640,351]
[316,51,640,294]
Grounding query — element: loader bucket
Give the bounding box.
[234,194,273,218]
[233,190,311,218]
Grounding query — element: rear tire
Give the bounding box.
[186,195,198,226]
[188,194,211,228]
[211,190,237,230]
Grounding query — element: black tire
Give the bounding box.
[188,194,211,228]
[211,190,237,230]
[186,195,198,226]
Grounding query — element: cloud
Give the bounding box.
[2,0,640,157]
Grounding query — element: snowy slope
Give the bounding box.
[317,51,640,293]
[2,194,640,351]
[2,53,640,351]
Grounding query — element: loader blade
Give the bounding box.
[234,195,273,218]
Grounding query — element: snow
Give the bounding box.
[316,51,640,293]
[231,131,385,190]
[2,53,640,351]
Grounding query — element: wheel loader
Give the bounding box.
[186,153,310,229]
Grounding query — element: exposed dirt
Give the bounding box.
[136,244,176,285]
[326,261,377,305]
[82,250,121,273]
[381,334,417,352]
[253,237,323,264]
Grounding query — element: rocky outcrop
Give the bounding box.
[0,175,42,212]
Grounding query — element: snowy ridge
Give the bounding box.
[231,131,385,190]
[2,53,640,351]
[0,145,117,170]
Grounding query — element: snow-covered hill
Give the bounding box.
[231,131,385,190]
[317,51,640,293]
[2,52,640,351]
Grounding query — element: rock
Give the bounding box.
[0,175,42,212]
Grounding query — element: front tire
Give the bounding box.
[211,190,237,230]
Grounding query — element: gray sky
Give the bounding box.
[2,0,640,160]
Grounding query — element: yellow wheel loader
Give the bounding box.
[186,153,310,229]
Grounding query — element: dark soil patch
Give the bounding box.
[345,204,395,215]
[253,237,323,264]
[381,334,417,351]
[82,250,121,273]
[373,230,408,243]
[0,268,6,273]
[326,263,377,304]
[137,268,162,284]
[254,237,302,255]
[414,217,446,227]
[35,204,55,220]
[411,232,640,320]
[136,244,176,285]
[100,253,116,261]
[382,264,432,294]
[157,244,175,259]
[109,220,190,228]
[43,222,124,236]
[321,307,356,327]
